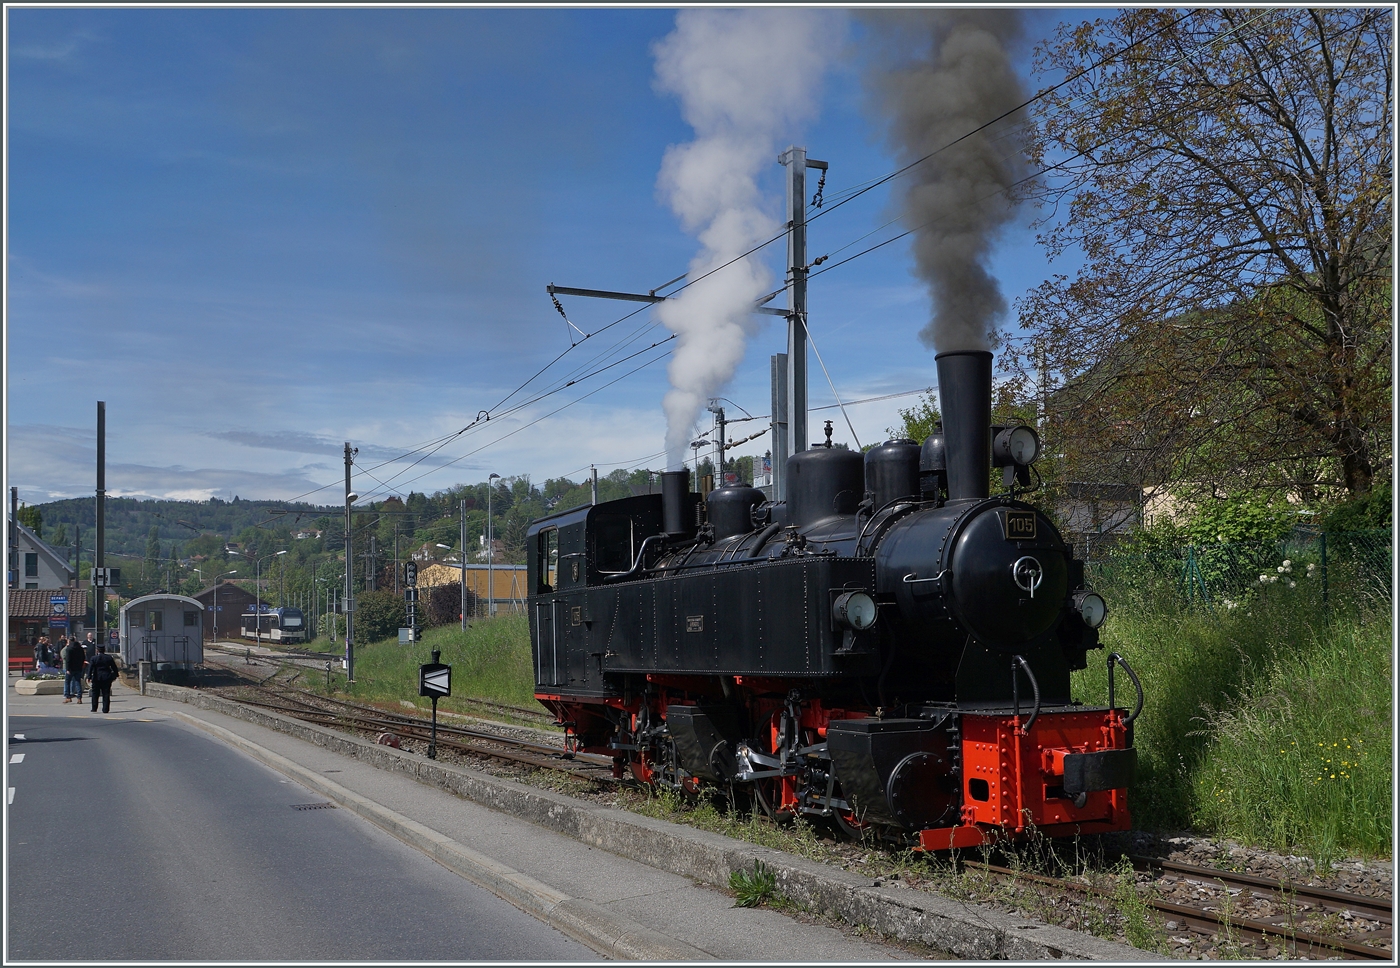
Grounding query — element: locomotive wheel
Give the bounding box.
[752,778,794,823]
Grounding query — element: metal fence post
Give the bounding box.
[1319,530,1329,614]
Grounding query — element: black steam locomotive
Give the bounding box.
[527,350,1140,849]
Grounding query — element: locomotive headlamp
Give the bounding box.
[1073,591,1108,629]
[993,425,1041,466]
[833,591,878,631]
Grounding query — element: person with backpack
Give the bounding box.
[61,636,86,704]
[86,646,119,714]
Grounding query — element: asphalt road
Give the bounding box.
[6,707,595,961]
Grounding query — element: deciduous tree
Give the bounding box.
[1011,8,1391,501]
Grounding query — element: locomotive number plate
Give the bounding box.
[571,606,582,626]
[686,615,704,633]
[1003,510,1037,540]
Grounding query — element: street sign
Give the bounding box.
[207,605,223,611]
[399,628,413,645]
[49,595,68,616]
[404,561,417,587]
[419,662,451,698]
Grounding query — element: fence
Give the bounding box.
[1086,528,1392,614]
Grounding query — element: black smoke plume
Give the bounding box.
[864,11,1029,353]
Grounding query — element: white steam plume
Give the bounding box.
[653,8,842,470]
[864,11,1029,353]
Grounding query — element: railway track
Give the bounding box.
[222,683,614,784]
[968,858,1392,959]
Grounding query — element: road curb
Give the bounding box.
[166,709,707,961]
[149,682,1152,961]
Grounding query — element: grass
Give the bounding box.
[1084,572,1392,863]
[299,615,543,720]
[729,860,778,907]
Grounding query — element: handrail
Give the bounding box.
[1107,652,1144,725]
[1011,654,1041,735]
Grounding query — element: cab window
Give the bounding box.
[592,514,635,574]
[536,529,559,593]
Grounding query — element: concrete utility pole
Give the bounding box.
[591,466,598,505]
[770,356,788,499]
[368,535,376,591]
[8,487,17,589]
[779,146,827,471]
[487,473,500,618]
[344,442,357,682]
[96,402,106,646]
[459,498,468,631]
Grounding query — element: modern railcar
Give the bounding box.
[240,606,307,644]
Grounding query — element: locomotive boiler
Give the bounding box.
[527,350,1140,850]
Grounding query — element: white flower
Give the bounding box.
[1282,559,1292,568]
[1307,563,1317,572]
[1277,565,1286,573]
[1259,574,1269,583]
[1288,581,1296,588]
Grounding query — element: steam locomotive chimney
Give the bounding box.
[660,470,694,537]
[935,350,992,503]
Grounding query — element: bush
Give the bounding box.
[425,583,476,627]
[354,590,407,642]
[1322,481,1392,532]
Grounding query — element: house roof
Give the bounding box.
[9,588,90,619]
[13,520,76,581]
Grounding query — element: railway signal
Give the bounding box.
[418,650,451,759]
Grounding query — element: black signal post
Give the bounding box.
[419,649,451,759]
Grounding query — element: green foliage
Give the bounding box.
[729,860,778,908]
[888,391,940,442]
[1181,498,1292,547]
[16,504,41,537]
[1323,481,1393,532]
[353,590,407,642]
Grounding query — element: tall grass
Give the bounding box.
[1082,569,1392,861]
[309,615,539,714]
[1191,620,1391,861]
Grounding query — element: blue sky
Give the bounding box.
[6,6,1094,506]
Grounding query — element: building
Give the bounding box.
[188,580,260,642]
[474,536,506,563]
[10,520,75,590]
[8,587,92,662]
[415,562,527,616]
[1054,482,1144,559]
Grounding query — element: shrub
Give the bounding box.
[354,589,406,642]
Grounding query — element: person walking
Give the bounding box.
[61,636,86,704]
[33,636,52,670]
[87,646,118,714]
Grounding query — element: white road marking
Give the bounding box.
[13,734,24,740]
[7,788,13,804]
[9,753,24,764]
